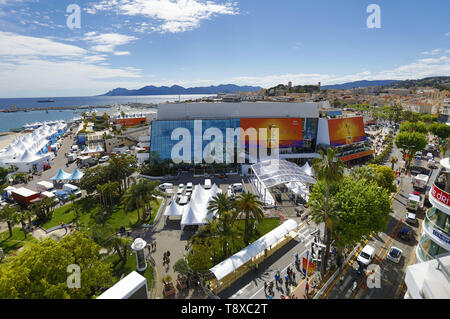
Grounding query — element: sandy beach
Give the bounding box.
[0,132,26,150]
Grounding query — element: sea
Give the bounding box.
[0,94,214,132]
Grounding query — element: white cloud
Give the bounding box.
[445,32,450,37]
[90,0,239,33]
[0,31,87,57]
[83,32,138,54]
[421,48,443,55]
[219,55,450,88]
[0,32,143,97]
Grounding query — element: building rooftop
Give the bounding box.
[156,102,320,121]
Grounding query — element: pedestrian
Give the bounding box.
[292,272,296,283]
[264,281,268,292]
[305,282,309,294]
[340,275,344,285]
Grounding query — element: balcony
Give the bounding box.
[417,235,450,263]
[424,208,450,251]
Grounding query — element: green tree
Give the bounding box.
[395,131,428,167]
[399,121,428,134]
[235,192,264,245]
[0,205,19,237]
[186,244,213,274]
[92,224,132,264]
[0,232,114,298]
[368,164,396,192]
[428,122,450,140]
[207,193,237,222]
[121,179,162,223]
[311,148,345,275]
[17,210,34,239]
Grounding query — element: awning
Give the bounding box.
[339,149,375,162]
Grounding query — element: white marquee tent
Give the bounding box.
[209,219,299,281]
[180,184,221,230]
[163,200,184,224]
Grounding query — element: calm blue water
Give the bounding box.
[0,94,213,109]
[0,94,213,132]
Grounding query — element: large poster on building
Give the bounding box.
[240,118,303,148]
[328,117,366,146]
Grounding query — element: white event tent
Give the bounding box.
[180,184,221,230]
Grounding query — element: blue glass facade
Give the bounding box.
[150,118,318,163]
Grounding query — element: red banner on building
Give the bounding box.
[430,184,450,207]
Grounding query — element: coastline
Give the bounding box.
[0,132,26,150]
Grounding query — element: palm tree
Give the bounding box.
[0,205,19,237]
[390,156,398,171]
[311,148,345,275]
[235,192,264,245]
[17,210,34,239]
[121,180,162,223]
[207,193,236,222]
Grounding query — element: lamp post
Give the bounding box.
[131,238,147,272]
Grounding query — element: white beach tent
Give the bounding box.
[163,200,184,225]
[95,145,104,153]
[301,162,314,177]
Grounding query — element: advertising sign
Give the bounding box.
[240,118,303,149]
[302,257,315,276]
[328,117,366,146]
[430,184,450,207]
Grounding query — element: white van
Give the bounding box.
[357,245,376,266]
[36,181,56,194]
[63,184,82,197]
[204,179,212,189]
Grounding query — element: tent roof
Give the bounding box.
[180,184,219,227]
[19,149,41,163]
[251,159,316,189]
[210,219,298,281]
[70,168,84,180]
[50,168,72,181]
[164,200,184,217]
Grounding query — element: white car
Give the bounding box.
[186,182,193,192]
[99,155,110,163]
[159,183,173,190]
[357,245,376,266]
[232,183,243,192]
[178,184,185,191]
[386,247,403,263]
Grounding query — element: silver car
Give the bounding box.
[386,247,403,263]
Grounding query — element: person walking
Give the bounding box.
[292,271,296,283]
[305,282,309,295]
[264,281,268,293]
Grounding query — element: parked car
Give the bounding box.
[399,227,412,241]
[159,183,173,190]
[386,247,403,263]
[357,245,376,266]
[232,183,243,192]
[99,155,110,163]
[178,184,185,191]
[405,212,417,226]
[186,182,193,192]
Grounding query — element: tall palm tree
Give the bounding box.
[207,193,236,222]
[311,148,345,275]
[235,192,265,245]
[17,210,34,239]
[390,156,398,171]
[0,205,19,237]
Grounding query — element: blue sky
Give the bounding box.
[0,0,449,97]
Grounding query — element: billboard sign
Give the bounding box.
[328,117,366,146]
[240,118,303,149]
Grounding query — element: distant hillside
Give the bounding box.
[321,80,399,90]
[382,76,450,90]
[102,84,261,96]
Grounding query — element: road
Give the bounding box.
[217,221,323,299]
[323,125,440,299]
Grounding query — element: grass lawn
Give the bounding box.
[0,227,37,255]
[234,217,281,245]
[42,197,162,233]
[104,252,154,289]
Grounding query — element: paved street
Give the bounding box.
[323,127,440,299]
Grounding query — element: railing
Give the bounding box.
[424,208,450,239]
[417,237,435,262]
